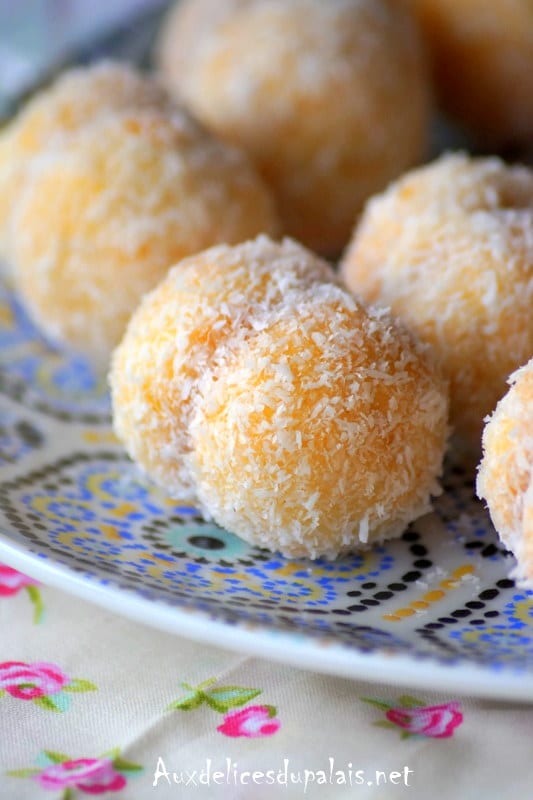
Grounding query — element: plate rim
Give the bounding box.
[1,530,532,704]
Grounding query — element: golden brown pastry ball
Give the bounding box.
[477,359,533,585]
[0,61,168,263]
[9,110,280,365]
[341,153,533,453]
[157,0,430,256]
[414,0,533,147]
[111,236,449,558]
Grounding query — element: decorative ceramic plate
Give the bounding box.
[1,279,533,703]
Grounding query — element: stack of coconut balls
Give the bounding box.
[0,0,531,579]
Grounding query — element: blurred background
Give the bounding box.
[0,0,170,118]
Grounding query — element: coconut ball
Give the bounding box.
[0,61,169,264]
[158,0,430,256]
[9,110,280,366]
[414,0,533,148]
[341,153,533,453]
[477,359,533,585]
[111,236,449,558]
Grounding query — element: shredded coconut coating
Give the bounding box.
[110,236,449,558]
[341,153,533,453]
[9,111,280,366]
[0,61,169,264]
[477,359,533,586]
[158,0,430,256]
[414,0,533,147]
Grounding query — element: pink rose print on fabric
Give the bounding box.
[0,661,96,712]
[217,705,281,738]
[386,702,463,738]
[168,678,281,738]
[361,695,463,739]
[36,758,126,794]
[0,661,67,699]
[7,749,142,798]
[0,564,43,623]
[0,565,34,595]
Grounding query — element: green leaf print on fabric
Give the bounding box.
[168,677,281,737]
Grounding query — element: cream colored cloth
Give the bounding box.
[0,570,530,800]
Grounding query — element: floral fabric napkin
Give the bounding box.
[0,563,530,800]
